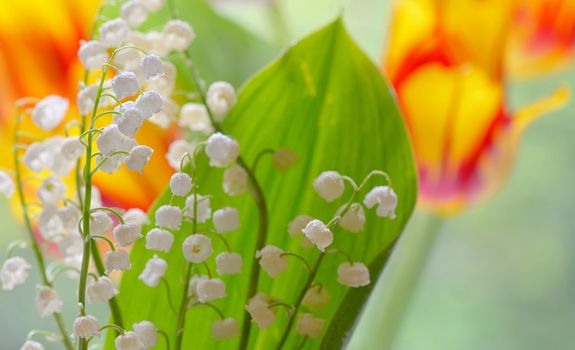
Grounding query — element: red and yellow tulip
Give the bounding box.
[384,0,569,215]
[0,0,173,211]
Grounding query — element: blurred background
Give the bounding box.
[1,0,574,349]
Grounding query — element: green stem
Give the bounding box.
[13,109,74,350]
[366,214,444,350]
[78,68,108,350]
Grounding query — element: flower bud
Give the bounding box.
[113,223,143,247]
[0,256,31,290]
[206,81,236,119]
[216,252,242,275]
[146,228,174,252]
[222,165,247,196]
[32,95,69,131]
[272,148,299,172]
[182,234,212,263]
[205,132,239,168]
[140,54,163,80]
[35,285,63,317]
[255,246,288,278]
[87,276,117,304]
[184,194,211,223]
[0,171,15,197]
[115,331,146,350]
[126,145,154,173]
[245,294,275,329]
[211,318,240,340]
[337,262,370,288]
[302,219,333,252]
[133,320,158,348]
[155,205,182,230]
[313,171,345,202]
[105,250,132,274]
[112,71,140,99]
[196,278,226,303]
[364,186,398,219]
[338,203,365,233]
[163,20,195,52]
[121,0,149,28]
[78,40,108,69]
[302,284,330,311]
[73,315,100,339]
[139,255,167,287]
[99,19,131,48]
[170,172,192,196]
[20,340,44,350]
[213,207,240,233]
[296,313,324,338]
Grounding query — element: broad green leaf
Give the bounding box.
[106,18,416,349]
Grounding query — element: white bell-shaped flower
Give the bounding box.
[121,0,149,28]
[115,331,146,350]
[133,320,158,348]
[364,186,398,219]
[0,171,15,197]
[338,203,366,233]
[182,234,212,263]
[113,223,142,247]
[61,137,85,161]
[104,250,132,274]
[38,205,63,239]
[86,276,117,303]
[0,256,31,290]
[73,315,100,339]
[135,91,163,118]
[144,60,175,95]
[23,142,45,172]
[337,262,370,287]
[196,278,226,303]
[77,85,98,115]
[140,54,163,80]
[90,211,114,236]
[216,252,242,275]
[296,313,324,338]
[222,165,247,196]
[20,340,44,350]
[178,103,212,133]
[32,95,69,131]
[211,318,240,340]
[206,81,236,119]
[313,171,345,202]
[78,40,108,69]
[99,18,131,48]
[125,145,154,173]
[139,255,167,287]
[56,232,83,256]
[166,139,194,169]
[123,208,150,226]
[255,245,288,278]
[114,47,143,71]
[287,215,313,238]
[170,172,192,196]
[184,194,211,223]
[97,124,137,156]
[96,153,124,174]
[163,20,195,52]
[112,71,140,99]
[302,219,333,252]
[213,207,240,233]
[154,205,182,230]
[141,0,164,11]
[38,177,66,204]
[187,275,208,303]
[302,284,330,311]
[118,108,144,138]
[245,294,275,329]
[205,132,240,168]
[35,285,63,317]
[146,228,174,252]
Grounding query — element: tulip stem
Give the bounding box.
[13,107,74,350]
[370,213,444,350]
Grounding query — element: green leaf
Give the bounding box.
[105,18,416,350]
